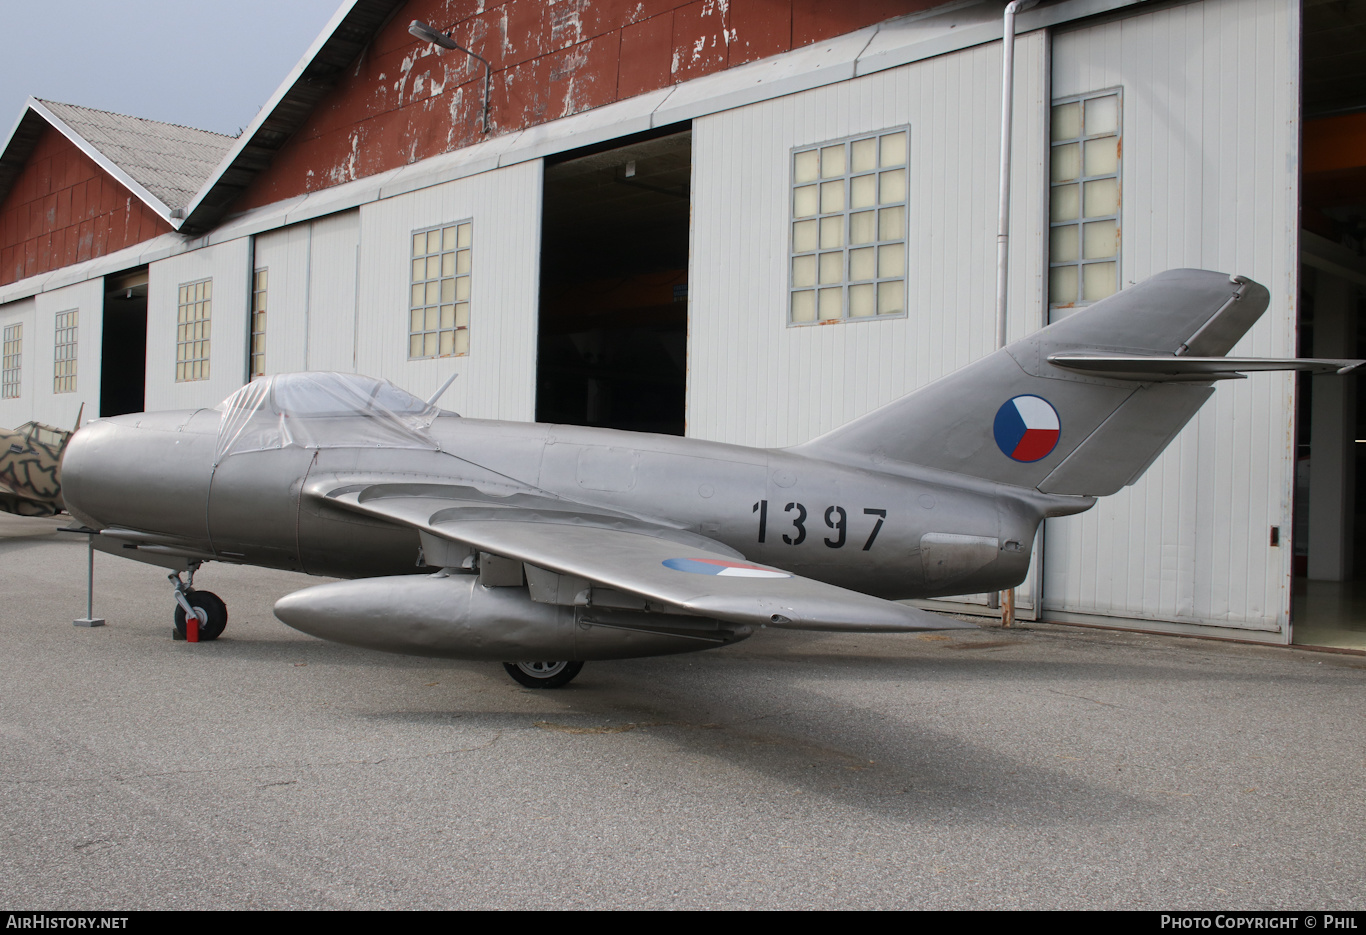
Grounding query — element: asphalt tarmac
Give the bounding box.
[2,517,1363,910]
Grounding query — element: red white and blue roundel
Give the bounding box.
[662,558,792,578]
[993,395,1061,462]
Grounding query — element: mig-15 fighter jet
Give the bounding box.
[58,269,1361,686]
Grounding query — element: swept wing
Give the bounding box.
[318,482,970,633]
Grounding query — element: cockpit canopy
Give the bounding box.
[214,372,447,463]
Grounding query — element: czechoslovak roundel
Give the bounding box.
[662,558,792,578]
[993,395,1061,462]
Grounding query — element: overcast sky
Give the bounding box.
[1,0,343,138]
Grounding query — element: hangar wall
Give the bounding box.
[0,296,36,426]
[1041,0,1300,635]
[355,158,542,421]
[688,33,1049,611]
[0,278,103,429]
[689,34,1047,446]
[253,209,361,376]
[146,239,252,411]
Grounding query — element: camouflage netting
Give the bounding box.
[0,421,71,516]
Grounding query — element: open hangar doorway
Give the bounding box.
[100,267,147,418]
[1292,1,1366,651]
[536,125,692,436]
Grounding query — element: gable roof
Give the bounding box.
[0,98,234,224]
[180,0,405,234]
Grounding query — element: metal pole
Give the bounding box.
[74,533,104,627]
[995,0,1037,627]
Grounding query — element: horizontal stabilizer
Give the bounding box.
[1048,353,1364,381]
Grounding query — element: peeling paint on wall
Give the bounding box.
[233,0,945,213]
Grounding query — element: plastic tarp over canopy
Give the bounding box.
[214,373,444,464]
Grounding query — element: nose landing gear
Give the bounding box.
[169,567,227,641]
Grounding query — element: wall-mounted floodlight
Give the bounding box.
[408,19,490,134]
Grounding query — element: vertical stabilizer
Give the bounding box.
[795,270,1271,497]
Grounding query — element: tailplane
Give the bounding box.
[797,269,1357,497]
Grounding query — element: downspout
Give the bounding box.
[995,0,1039,351]
[994,0,1038,627]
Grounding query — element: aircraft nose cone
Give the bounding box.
[59,410,218,538]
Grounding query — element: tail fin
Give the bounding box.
[797,269,1278,497]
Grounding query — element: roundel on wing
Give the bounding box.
[993,395,1060,462]
[662,558,792,578]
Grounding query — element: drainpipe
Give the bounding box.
[996,0,1039,351]
[994,0,1038,628]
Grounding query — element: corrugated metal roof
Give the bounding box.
[36,100,235,212]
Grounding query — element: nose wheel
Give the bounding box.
[169,568,227,641]
[502,660,583,688]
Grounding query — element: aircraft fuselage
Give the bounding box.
[62,408,1091,601]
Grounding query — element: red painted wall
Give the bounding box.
[235,0,942,211]
[0,125,173,286]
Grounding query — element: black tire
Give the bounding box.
[173,589,228,641]
[502,660,584,688]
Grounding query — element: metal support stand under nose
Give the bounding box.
[73,532,104,628]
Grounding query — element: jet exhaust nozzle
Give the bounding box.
[274,573,751,661]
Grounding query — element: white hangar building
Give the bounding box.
[1,0,1362,649]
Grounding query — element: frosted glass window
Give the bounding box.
[1083,219,1118,260]
[250,269,267,377]
[819,252,843,285]
[2,323,20,399]
[1051,143,1081,183]
[821,145,846,178]
[1049,89,1121,313]
[53,310,77,394]
[410,220,472,359]
[176,279,212,382]
[1050,226,1079,263]
[849,283,875,318]
[849,247,875,282]
[820,180,844,214]
[789,127,910,325]
[850,211,876,245]
[1051,102,1081,140]
[851,138,876,173]
[850,174,876,209]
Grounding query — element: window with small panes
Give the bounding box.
[1049,89,1121,314]
[250,269,267,377]
[789,128,909,324]
[53,310,77,394]
[2,323,20,399]
[409,221,472,359]
[176,279,212,382]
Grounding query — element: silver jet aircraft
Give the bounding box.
[59,270,1358,686]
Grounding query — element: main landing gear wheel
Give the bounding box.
[173,589,228,641]
[502,660,584,688]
